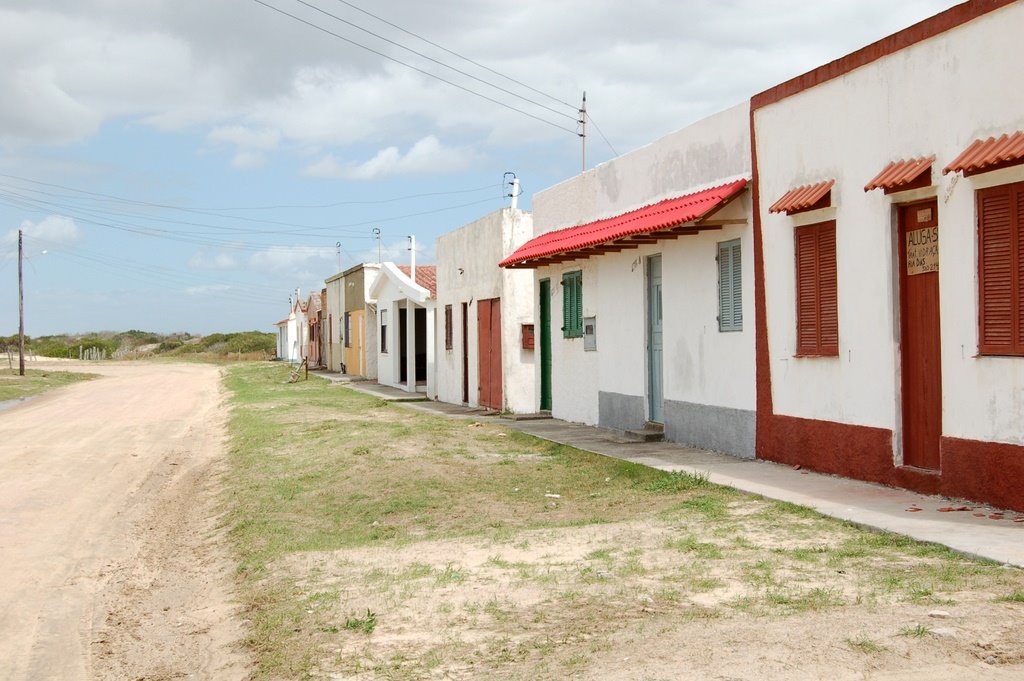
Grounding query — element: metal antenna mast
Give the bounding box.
[579,91,587,173]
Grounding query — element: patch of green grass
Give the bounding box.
[675,493,733,520]
[898,623,931,638]
[772,500,822,519]
[997,591,1024,602]
[764,587,843,613]
[664,536,723,560]
[779,546,830,562]
[690,577,724,592]
[643,470,711,493]
[343,609,377,634]
[743,559,777,587]
[617,557,647,577]
[585,548,614,562]
[845,635,886,654]
[0,368,95,401]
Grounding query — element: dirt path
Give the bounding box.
[0,360,249,681]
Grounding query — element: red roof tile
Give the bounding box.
[499,179,748,269]
[864,156,934,192]
[768,180,834,215]
[943,131,1024,176]
[397,265,437,297]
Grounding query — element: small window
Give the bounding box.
[794,221,839,356]
[343,311,351,348]
[444,304,453,350]
[718,239,742,332]
[977,181,1024,356]
[380,309,388,354]
[562,270,583,338]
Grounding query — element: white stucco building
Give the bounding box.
[751,0,1023,510]
[435,207,537,413]
[274,293,308,363]
[369,263,437,394]
[502,103,755,457]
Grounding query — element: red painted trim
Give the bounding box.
[751,0,1016,111]
[760,415,895,484]
[941,437,1024,512]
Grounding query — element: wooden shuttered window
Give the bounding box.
[444,304,453,350]
[978,181,1024,356]
[794,221,839,356]
[562,270,583,338]
[718,239,742,332]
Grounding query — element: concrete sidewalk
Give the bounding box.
[336,386,1024,568]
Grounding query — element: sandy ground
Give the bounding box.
[0,360,249,681]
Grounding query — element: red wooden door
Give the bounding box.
[477,298,503,410]
[898,199,942,470]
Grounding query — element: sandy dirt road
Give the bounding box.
[0,360,249,681]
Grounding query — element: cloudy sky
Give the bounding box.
[0,0,961,336]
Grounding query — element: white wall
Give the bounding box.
[531,103,754,426]
[755,3,1024,444]
[435,208,537,412]
[533,103,750,232]
[370,264,434,392]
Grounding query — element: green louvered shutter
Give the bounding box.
[562,271,583,338]
[718,240,742,332]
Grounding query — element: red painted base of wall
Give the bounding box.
[758,414,894,485]
[941,437,1024,512]
[757,417,1024,512]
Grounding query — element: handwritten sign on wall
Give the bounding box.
[907,225,939,276]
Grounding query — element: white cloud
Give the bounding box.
[187,251,239,270]
[303,136,476,180]
[249,245,336,274]
[0,0,964,159]
[2,215,81,258]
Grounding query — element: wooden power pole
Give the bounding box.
[18,229,25,376]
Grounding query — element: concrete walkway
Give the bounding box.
[327,378,1024,567]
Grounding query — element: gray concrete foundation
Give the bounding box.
[664,399,755,459]
[598,391,646,432]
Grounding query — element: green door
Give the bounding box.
[539,278,552,411]
[647,256,664,422]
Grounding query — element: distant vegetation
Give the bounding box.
[0,330,276,361]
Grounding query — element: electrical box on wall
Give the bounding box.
[583,316,597,351]
[522,323,535,350]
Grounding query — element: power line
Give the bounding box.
[0,184,502,241]
[0,171,500,215]
[250,0,579,136]
[586,111,620,157]
[291,0,575,122]
[330,0,577,111]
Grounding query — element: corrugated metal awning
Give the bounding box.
[768,180,835,215]
[943,131,1024,176]
[864,156,934,192]
[499,179,748,269]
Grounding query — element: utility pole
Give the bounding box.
[579,91,587,173]
[408,234,416,283]
[18,229,25,376]
[373,228,381,263]
[336,241,342,273]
